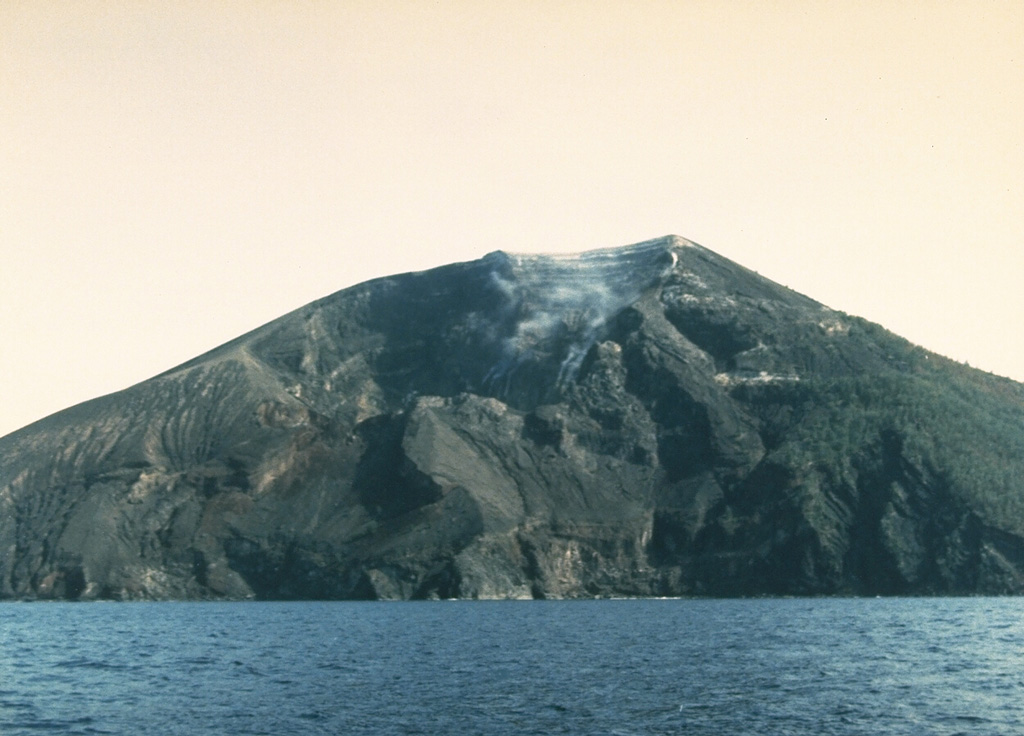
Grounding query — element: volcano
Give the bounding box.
[3,235,1024,600]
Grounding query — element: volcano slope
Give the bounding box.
[3,235,1024,600]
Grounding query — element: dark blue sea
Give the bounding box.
[1,598,1022,735]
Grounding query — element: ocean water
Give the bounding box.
[1,597,1022,735]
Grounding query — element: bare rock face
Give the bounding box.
[4,235,1024,599]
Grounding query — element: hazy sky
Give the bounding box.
[2,1,1022,438]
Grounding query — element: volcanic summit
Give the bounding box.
[3,235,1024,600]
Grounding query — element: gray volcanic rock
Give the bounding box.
[4,235,1024,599]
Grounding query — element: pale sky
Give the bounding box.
[1,1,1022,439]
